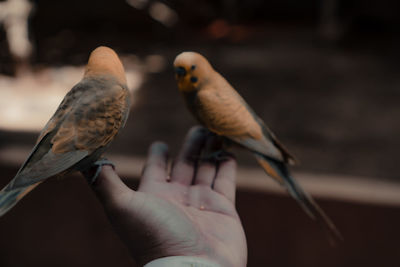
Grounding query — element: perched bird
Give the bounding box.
[173,51,342,242]
[0,46,131,216]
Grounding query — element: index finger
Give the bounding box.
[140,141,169,187]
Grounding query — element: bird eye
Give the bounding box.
[191,65,196,70]
[190,76,198,83]
[174,67,187,77]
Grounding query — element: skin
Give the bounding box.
[0,46,130,216]
[90,127,247,267]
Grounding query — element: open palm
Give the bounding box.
[91,127,247,266]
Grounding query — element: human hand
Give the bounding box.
[89,126,247,266]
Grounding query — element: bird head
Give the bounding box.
[84,46,127,86]
[173,52,213,92]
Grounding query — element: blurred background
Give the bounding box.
[0,0,400,266]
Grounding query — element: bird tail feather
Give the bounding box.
[0,182,40,217]
[254,153,343,245]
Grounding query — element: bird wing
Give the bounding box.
[196,83,294,163]
[51,81,130,154]
[242,114,298,165]
[7,130,89,190]
[36,84,77,142]
[8,80,130,190]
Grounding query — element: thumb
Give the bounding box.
[89,165,133,207]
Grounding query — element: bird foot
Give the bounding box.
[82,158,115,185]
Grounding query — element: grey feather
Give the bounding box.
[3,130,89,191]
[231,135,285,162]
[0,186,36,216]
[7,149,88,190]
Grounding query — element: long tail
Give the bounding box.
[254,153,343,244]
[0,182,40,217]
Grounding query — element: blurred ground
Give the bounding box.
[0,0,400,266]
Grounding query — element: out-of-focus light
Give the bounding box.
[0,72,68,132]
[206,19,252,42]
[207,19,230,39]
[148,1,178,27]
[126,0,148,10]
[0,0,33,60]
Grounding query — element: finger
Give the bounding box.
[213,154,237,203]
[140,142,169,187]
[170,126,208,186]
[89,165,132,206]
[195,161,217,187]
[194,135,220,187]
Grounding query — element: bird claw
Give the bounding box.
[82,158,115,185]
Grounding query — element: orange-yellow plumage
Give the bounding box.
[174,51,342,243]
[84,46,127,85]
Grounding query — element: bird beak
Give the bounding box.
[174,66,187,78]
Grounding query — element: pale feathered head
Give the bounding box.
[173,52,214,92]
[84,46,127,85]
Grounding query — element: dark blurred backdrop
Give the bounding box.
[0,0,400,266]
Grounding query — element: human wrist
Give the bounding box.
[143,256,221,267]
